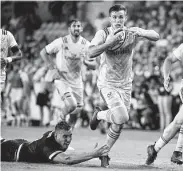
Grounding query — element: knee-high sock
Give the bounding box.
[155,122,180,152]
[103,124,123,155]
[175,125,183,152]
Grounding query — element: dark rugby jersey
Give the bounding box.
[19,131,64,163]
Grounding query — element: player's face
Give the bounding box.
[55,129,72,150]
[109,10,127,30]
[69,21,83,37]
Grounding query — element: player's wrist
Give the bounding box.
[136,30,143,37]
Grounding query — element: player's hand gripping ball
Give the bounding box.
[1,57,7,68]
[107,29,126,51]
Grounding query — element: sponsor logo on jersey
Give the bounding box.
[107,92,113,100]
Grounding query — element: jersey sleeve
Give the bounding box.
[7,31,18,48]
[90,30,106,46]
[43,145,63,161]
[42,133,63,161]
[45,38,63,54]
[172,44,183,61]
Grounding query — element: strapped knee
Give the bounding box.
[62,92,77,113]
[110,106,129,125]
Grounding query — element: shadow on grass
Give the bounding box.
[2,161,162,170]
[70,163,162,170]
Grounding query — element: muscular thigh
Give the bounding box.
[100,87,124,109]
[54,80,72,97]
[119,88,132,111]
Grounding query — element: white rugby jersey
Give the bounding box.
[0,29,18,85]
[173,43,183,61]
[45,34,90,88]
[91,27,137,88]
[173,44,183,102]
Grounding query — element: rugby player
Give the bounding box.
[40,19,95,128]
[146,43,183,165]
[1,121,109,164]
[88,4,159,167]
[0,29,22,91]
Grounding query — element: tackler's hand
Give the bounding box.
[92,144,109,158]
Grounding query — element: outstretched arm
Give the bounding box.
[129,27,160,41]
[52,144,109,165]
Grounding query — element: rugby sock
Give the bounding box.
[97,109,115,124]
[175,125,183,152]
[154,136,168,153]
[154,121,179,152]
[104,126,122,155]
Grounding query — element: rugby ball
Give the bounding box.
[107,29,126,51]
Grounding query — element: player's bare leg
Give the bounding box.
[90,90,129,167]
[146,105,183,165]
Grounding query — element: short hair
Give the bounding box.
[67,18,81,27]
[109,4,127,16]
[55,121,71,131]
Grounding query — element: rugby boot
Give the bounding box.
[146,144,157,165]
[99,155,110,168]
[90,107,102,130]
[171,151,183,165]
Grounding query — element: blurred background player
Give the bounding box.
[0,28,22,92]
[89,4,159,167]
[0,28,22,126]
[40,19,96,129]
[146,43,183,165]
[32,58,51,126]
[1,120,109,164]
